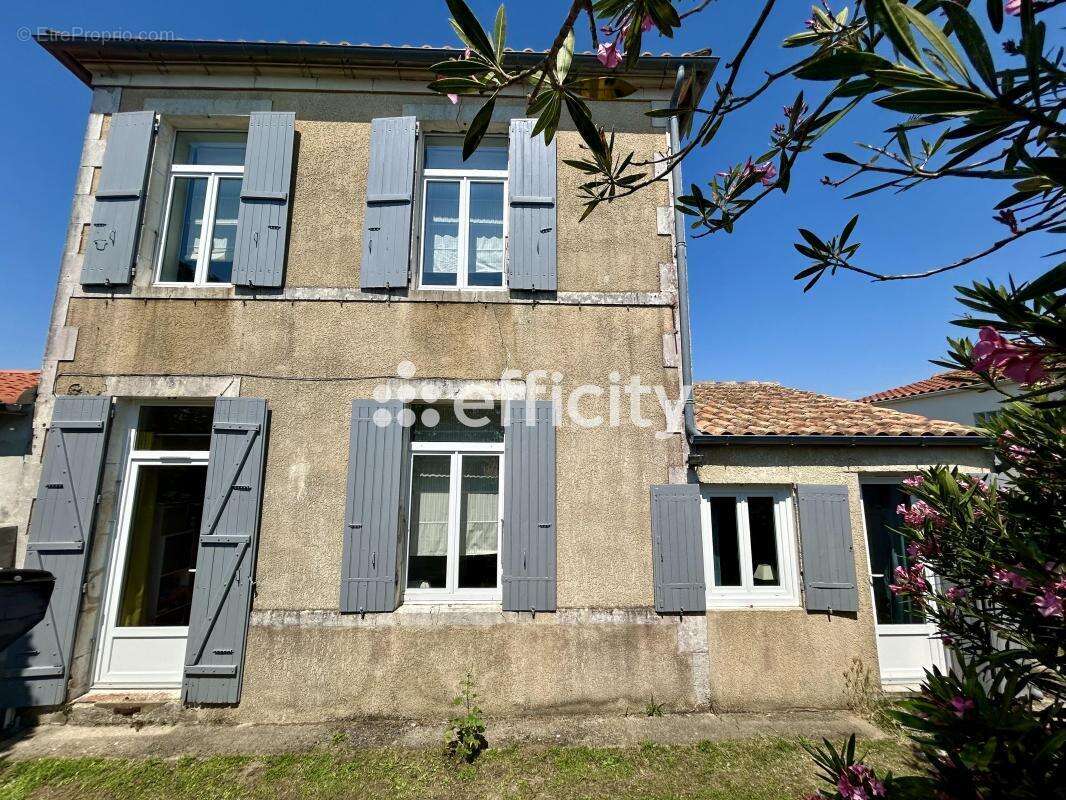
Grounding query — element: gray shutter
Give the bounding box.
[232,112,295,288]
[0,396,111,708]
[340,400,410,612]
[81,111,155,286]
[182,398,268,705]
[360,117,417,290]
[796,484,859,613]
[650,484,706,614]
[507,118,557,291]
[501,400,556,612]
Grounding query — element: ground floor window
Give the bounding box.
[405,405,503,602]
[701,487,800,607]
[861,483,924,625]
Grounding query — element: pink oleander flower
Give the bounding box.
[1005,0,1023,14]
[897,500,944,529]
[906,537,940,560]
[837,763,886,800]
[950,696,976,718]
[971,327,1048,385]
[1035,589,1064,618]
[891,564,930,596]
[992,567,1031,591]
[756,162,777,186]
[597,38,623,68]
[641,13,654,32]
[947,586,967,601]
[903,475,924,489]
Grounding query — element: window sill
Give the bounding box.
[398,600,502,614]
[706,594,801,610]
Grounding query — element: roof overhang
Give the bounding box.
[690,434,989,448]
[34,32,718,92]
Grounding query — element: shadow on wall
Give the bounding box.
[1,408,34,568]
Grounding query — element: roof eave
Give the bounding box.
[33,32,718,87]
[690,434,989,448]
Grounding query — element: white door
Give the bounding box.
[860,481,947,689]
[94,416,210,689]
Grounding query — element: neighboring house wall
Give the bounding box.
[694,444,990,711]
[0,410,36,567]
[871,384,1017,426]
[35,79,705,721]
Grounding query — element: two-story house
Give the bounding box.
[1,33,989,723]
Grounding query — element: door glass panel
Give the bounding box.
[709,497,742,587]
[458,455,499,588]
[173,131,247,166]
[135,406,213,451]
[407,455,451,588]
[422,181,461,285]
[159,176,209,282]
[862,484,923,625]
[207,178,240,283]
[747,497,780,586]
[117,465,206,627]
[467,182,504,286]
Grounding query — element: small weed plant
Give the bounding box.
[444,672,488,764]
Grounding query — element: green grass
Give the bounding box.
[0,736,919,800]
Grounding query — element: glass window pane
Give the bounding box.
[407,455,451,589]
[422,181,460,286]
[467,182,504,286]
[135,405,214,451]
[173,131,247,166]
[207,178,241,283]
[159,177,208,282]
[710,498,742,587]
[117,464,206,627]
[411,404,503,444]
[861,484,923,624]
[458,455,500,589]
[425,136,508,171]
[747,497,780,587]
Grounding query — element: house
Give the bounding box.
[1,33,988,723]
[859,369,1017,426]
[0,371,40,568]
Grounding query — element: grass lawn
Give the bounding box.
[0,735,918,800]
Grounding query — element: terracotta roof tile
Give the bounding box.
[0,370,40,405]
[693,381,979,439]
[857,370,980,404]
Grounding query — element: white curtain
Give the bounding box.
[461,464,499,556]
[410,461,450,557]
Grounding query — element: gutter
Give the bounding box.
[668,104,698,446]
[689,434,990,448]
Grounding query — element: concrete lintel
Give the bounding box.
[102,375,241,399]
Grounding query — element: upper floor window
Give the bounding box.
[156,131,247,286]
[420,136,508,290]
[701,487,800,608]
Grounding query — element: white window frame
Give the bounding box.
[700,486,801,608]
[404,441,505,603]
[419,145,508,291]
[154,134,245,287]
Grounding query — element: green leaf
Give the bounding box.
[799,228,826,251]
[899,3,969,79]
[941,1,998,92]
[874,88,991,113]
[445,0,497,62]
[840,214,859,247]
[564,94,607,161]
[570,76,639,101]
[492,4,506,62]
[875,0,925,67]
[427,77,484,95]
[556,29,574,82]
[783,30,820,48]
[531,91,562,144]
[987,0,1004,33]
[825,151,861,165]
[794,51,894,81]
[1030,156,1066,187]
[463,96,496,161]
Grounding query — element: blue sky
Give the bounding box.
[0,0,1054,398]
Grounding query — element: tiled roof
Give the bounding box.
[693,381,980,439]
[857,369,983,404]
[0,370,39,405]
